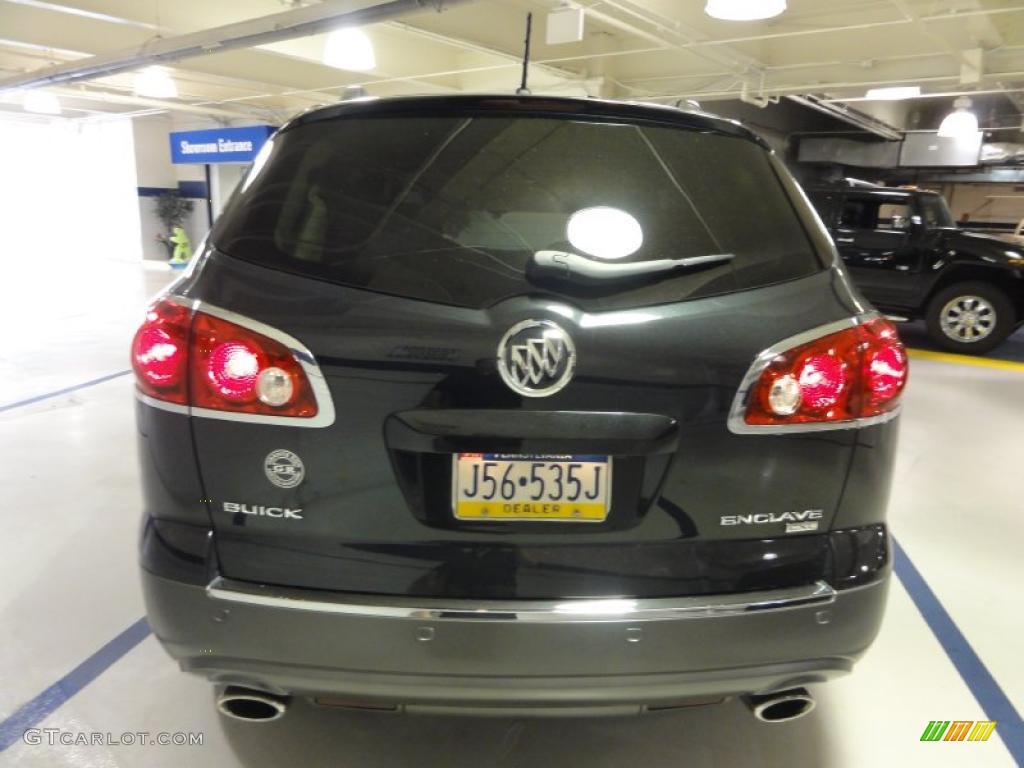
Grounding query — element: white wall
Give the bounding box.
[930,183,1024,226]
[133,114,213,261]
[132,114,177,188]
[211,163,247,219]
[0,116,141,263]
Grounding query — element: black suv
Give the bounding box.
[808,182,1024,353]
[134,95,906,723]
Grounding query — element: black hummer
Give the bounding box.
[808,182,1024,353]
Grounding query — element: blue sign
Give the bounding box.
[169,125,276,165]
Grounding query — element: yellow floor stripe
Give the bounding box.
[906,347,1024,372]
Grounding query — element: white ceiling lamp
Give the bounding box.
[134,66,178,98]
[705,0,786,21]
[323,27,375,72]
[22,90,61,115]
[864,86,921,100]
[937,96,979,140]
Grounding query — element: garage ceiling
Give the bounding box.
[0,0,1022,132]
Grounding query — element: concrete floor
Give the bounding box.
[1,258,1021,767]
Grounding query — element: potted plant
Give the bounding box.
[154,190,195,265]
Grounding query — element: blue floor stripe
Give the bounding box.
[0,618,151,752]
[893,539,1024,761]
[0,370,131,413]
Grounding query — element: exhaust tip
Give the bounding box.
[216,686,289,722]
[744,687,815,723]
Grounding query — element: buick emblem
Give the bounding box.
[497,319,576,397]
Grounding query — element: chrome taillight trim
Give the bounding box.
[206,577,837,622]
[134,295,336,428]
[726,311,901,435]
[136,393,190,415]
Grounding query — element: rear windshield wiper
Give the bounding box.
[531,250,734,281]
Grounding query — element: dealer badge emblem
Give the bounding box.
[264,449,305,489]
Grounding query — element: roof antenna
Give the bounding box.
[516,12,533,95]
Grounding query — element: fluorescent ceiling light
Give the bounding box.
[323,27,375,72]
[134,66,178,99]
[705,0,786,21]
[937,96,979,140]
[864,86,921,100]
[22,90,61,115]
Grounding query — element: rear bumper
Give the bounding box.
[141,568,889,714]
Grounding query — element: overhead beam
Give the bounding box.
[0,0,474,95]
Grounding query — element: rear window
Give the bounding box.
[214,114,824,310]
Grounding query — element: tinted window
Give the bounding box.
[841,196,911,232]
[215,115,824,310]
[918,195,954,228]
[876,202,911,230]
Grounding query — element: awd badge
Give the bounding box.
[264,449,304,489]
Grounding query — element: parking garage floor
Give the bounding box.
[0,258,1021,768]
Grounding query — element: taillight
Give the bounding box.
[190,310,318,417]
[132,298,321,420]
[131,301,191,404]
[734,316,907,432]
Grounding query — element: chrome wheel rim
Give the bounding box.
[939,295,996,343]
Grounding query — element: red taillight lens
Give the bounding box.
[796,352,847,410]
[860,319,909,415]
[207,341,262,402]
[131,299,319,419]
[743,317,907,429]
[190,311,318,418]
[131,301,190,404]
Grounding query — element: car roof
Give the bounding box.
[280,93,769,149]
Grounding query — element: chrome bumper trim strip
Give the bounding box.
[206,578,837,622]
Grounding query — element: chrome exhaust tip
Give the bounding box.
[743,687,815,723]
[216,686,290,722]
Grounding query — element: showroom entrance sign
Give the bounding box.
[169,125,276,164]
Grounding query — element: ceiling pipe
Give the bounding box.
[175,0,1024,104]
[639,70,1024,103]
[825,87,1024,103]
[583,0,766,81]
[0,0,475,95]
[534,4,1024,66]
[46,86,268,120]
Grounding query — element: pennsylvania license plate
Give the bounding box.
[452,454,611,522]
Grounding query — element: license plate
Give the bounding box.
[452,453,611,522]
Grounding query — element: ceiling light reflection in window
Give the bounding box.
[567,206,643,260]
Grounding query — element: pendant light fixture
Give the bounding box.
[937,97,979,140]
[705,0,786,21]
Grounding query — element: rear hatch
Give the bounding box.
[185,97,861,599]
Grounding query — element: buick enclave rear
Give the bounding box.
[134,95,906,722]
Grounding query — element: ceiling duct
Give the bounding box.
[787,94,903,141]
[797,137,901,168]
